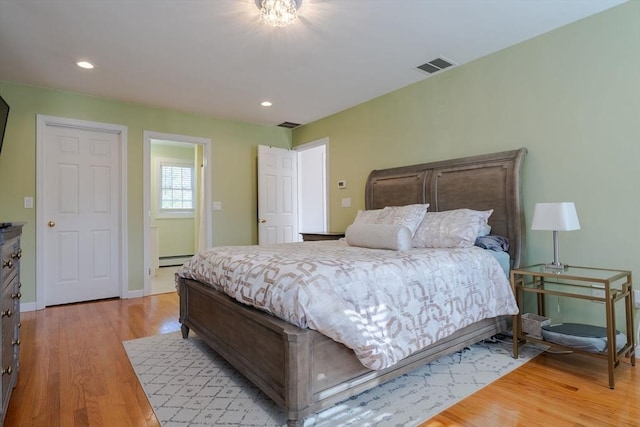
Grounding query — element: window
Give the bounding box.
[160,162,194,214]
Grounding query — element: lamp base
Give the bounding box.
[544,262,568,271]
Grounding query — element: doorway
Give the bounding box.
[296,138,328,234]
[256,139,329,245]
[143,131,212,295]
[36,115,128,309]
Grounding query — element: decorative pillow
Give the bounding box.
[345,223,412,251]
[376,204,429,236]
[353,209,383,224]
[412,208,494,248]
[352,204,429,237]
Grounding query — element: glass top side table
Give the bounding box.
[510,264,635,389]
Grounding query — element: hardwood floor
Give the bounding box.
[420,349,638,427]
[5,294,179,427]
[5,294,638,426]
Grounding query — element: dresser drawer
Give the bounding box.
[1,236,21,289]
[1,323,14,410]
[1,279,16,335]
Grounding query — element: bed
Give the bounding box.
[176,147,527,426]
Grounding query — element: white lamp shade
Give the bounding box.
[531,202,580,231]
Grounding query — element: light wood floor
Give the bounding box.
[5,294,638,426]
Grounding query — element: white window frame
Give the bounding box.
[157,160,195,218]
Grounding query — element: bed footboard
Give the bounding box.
[178,276,507,426]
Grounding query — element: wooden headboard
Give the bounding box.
[365,148,527,268]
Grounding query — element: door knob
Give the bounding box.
[48,220,56,228]
[258,218,267,224]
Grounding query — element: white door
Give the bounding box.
[257,145,298,244]
[42,125,121,305]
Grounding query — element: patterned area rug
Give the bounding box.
[123,332,542,427]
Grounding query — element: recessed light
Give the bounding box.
[261,101,272,107]
[76,61,94,69]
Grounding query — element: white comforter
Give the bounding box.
[176,241,518,370]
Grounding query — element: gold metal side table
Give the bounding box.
[510,264,635,389]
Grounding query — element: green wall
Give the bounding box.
[293,3,640,334]
[0,83,290,303]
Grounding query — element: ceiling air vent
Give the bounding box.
[417,57,455,74]
[278,121,301,129]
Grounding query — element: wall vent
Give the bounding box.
[417,57,455,74]
[278,121,301,129]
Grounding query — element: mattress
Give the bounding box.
[177,240,518,370]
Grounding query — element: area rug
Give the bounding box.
[123,332,542,427]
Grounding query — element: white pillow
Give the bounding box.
[412,208,493,248]
[376,204,429,236]
[353,204,429,235]
[479,224,492,236]
[345,223,412,251]
[353,209,383,224]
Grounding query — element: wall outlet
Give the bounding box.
[634,289,640,309]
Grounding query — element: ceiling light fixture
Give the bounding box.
[261,101,273,107]
[257,0,301,28]
[76,61,94,69]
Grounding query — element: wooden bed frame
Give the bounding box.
[177,147,527,426]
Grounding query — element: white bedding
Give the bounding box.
[176,240,518,370]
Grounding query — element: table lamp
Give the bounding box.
[531,202,580,270]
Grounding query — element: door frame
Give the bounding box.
[143,131,212,296]
[35,115,128,310]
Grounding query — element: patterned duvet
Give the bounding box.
[176,240,518,370]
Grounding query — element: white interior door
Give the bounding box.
[41,124,121,306]
[258,145,298,244]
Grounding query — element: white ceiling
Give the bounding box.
[0,0,627,127]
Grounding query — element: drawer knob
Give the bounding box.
[1,366,12,376]
[11,292,21,299]
[2,259,13,269]
[12,339,20,346]
[11,248,22,259]
[1,309,12,318]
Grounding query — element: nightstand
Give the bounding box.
[300,232,345,242]
[510,264,635,389]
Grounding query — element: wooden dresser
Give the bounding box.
[0,224,23,424]
[300,232,345,242]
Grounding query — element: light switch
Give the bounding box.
[212,201,222,211]
[338,180,347,189]
[24,197,33,209]
[341,198,351,208]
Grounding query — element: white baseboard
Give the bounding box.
[126,289,144,299]
[20,301,37,312]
